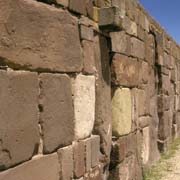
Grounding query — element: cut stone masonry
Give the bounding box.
[0,0,180,179]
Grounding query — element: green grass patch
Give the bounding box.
[143,138,180,180]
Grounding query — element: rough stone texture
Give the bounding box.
[73,74,95,140]
[112,88,132,136]
[93,35,112,158]
[130,37,145,59]
[111,53,139,87]
[58,146,73,180]
[69,0,87,15]
[110,31,131,55]
[99,6,122,30]
[55,0,69,7]
[0,0,82,72]
[80,25,94,41]
[73,141,85,178]
[84,138,92,172]
[39,73,74,153]
[82,40,96,74]
[0,153,59,180]
[91,136,100,168]
[0,70,39,170]
[142,127,150,165]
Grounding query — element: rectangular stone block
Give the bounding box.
[158,111,171,140]
[58,146,73,180]
[91,135,100,168]
[69,0,87,15]
[99,6,122,30]
[0,0,82,72]
[0,71,39,170]
[82,40,96,74]
[84,138,92,172]
[130,37,145,59]
[142,127,150,165]
[55,0,69,7]
[112,88,132,136]
[73,74,95,140]
[0,153,59,180]
[122,16,137,36]
[80,25,94,41]
[94,35,112,157]
[39,73,74,153]
[73,141,85,178]
[110,31,131,55]
[111,54,139,87]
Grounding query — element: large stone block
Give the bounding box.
[93,35,112,157]
[39,73,74,153]
[112,88,132,136]
[69,0,87,15]
[130,37,145,59]
[58,146,73,180]
[0,71,39,170]
[73,74,95,140]
[111,54,139,87]
[0,153,59,180]
[99,6,122,30]
[0,0,82,72]
[110,31,131,55]
[82,40,96,74]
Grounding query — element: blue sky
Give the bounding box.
[138,0,180,45]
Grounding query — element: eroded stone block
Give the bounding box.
[0,70,39,170]
[0,153,59,180]
[73,74,95,140]
[0,0,82,72]
[58,146,73,180]
[99,6,122,30]
[39,73,74,153]
[112,88,132,136]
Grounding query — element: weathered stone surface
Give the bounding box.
[0,153,59,180]
[73,141,85,178]
[73,74,95,140]
[111,54,139,87]
[112,88,132,136]
[93,35,112,158]
[39,73,74,153]
[58,146,73,180]
[109,155,142,180]
[69,0,87,15]
[110,31,131,55]
[112,0,125,18]
[84,138,92,172]
[0,70,39,170]
[80,25,94,41]
[0,0,82,72]
[138,116,150,129]
[91,136,100,168]
[99,6,122,30]
[158,111,171,140]
[84,165,102,180]
[130,37,145,59]
[82,40,96,74]
[142,127,150,165]
[55,0,69,7]
[122,16,137,36]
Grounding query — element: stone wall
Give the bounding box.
[0,0,180,180]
